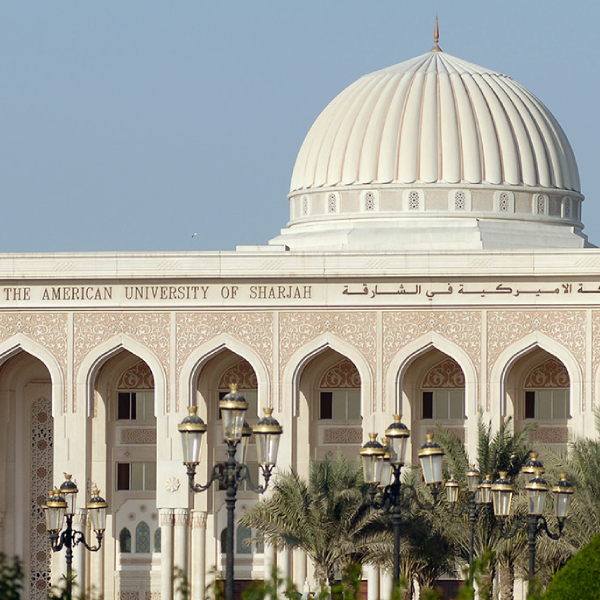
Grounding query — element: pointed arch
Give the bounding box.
[178,333,270,414]
[280,332,373,418]
[75,334,167,418]
[385,331,478,418]
[0,333,65,417]
[489,331,582,422]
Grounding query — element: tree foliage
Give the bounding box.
[239,454,389,584]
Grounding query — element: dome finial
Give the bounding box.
[431,15,442,52]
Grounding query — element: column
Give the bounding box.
[160,508,175,600]
[72,509,87,594]
[264,543,276,582]
[380,569,393,600]
[174,508,190,600]
[191,510,207,600]
[292,549,306,590]
[278,548,291,584]
[90,538,104,599]
[366,565,379,600]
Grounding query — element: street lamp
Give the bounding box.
[42,475,107,599]
[359,416,444,587]
[491,457,574,586]
[445,466,493,567]
[179,384,283,600]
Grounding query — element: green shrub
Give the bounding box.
[543,533,600,599]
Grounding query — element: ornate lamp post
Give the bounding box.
[491,456,574,586]
[445,467,494,567]
[42,475,107,599]
[179,384,283,600]
[359,415,444,587]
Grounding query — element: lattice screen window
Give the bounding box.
[364,192,375,211]
[454,191,466,210]
[327,193,338,213]
[536,194,547,215]
[563,197,571,218]
[136,521,151,553]
[499,193,510,212]
[408,190,420,210]
[302,195,308,216]
[120,528,132,553]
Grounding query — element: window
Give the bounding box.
[119,528,132,553]
[221,526,264,555]
[319,390,360,420]
[117,391,155,420]
[525,390,569,419]
[136,521,151,553]
[422,390,464,420]
[116,462,157,491]
[154,528,161,553]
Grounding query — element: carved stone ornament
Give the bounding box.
[217,359,258,389]
[165,476,180,493]
[280,311,377,410]
[524,358,569,388]
[320,358,360,389]
[117,360,155,390]
[422,358,465,389]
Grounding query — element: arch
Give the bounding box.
[0,333,65,417]
[280,332,373,418]
[384,332,477,418]
[489,332,582,421]
[75,334,167,418]
[178,333,270,414]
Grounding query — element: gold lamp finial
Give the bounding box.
[432,16,442,52]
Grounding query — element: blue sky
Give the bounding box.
[0,1,598,252]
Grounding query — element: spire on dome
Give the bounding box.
[431,16,442,51]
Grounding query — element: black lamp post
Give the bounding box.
[445,467,494,567]
[359,415,444,588]
[179,384,283,600]
[491,457,574,587]
[42,475,107,599]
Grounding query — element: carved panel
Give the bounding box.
[489,310,585,411]
[117,361,154,390]
[323,428,363,444]
[0,313,68,409]
[320,359,360,389]
[383,311,481,410]
[422,358,465,389]
[524,359,569,388]
[30,397,53,600]
[444,427,466,442]
[217,359,258,389]
[177,312,273,409]
[120,429,157,444]
[279,312,377,410]
[528,427,569,444]
[74,313,170,410]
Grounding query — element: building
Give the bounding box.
[0,31,597,600]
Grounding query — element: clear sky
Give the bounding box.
[0,1,598,253]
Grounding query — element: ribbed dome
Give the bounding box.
[291,51,580,193]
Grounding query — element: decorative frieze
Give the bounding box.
[176,312,273,410]
[383,311,481,411]
[323,427,362,444]
[73,313,170,411]
[120,428,157,445]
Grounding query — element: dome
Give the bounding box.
[270,48,590,251]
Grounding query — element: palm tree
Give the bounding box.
[239,454,389,585]
[434,416,532,600]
